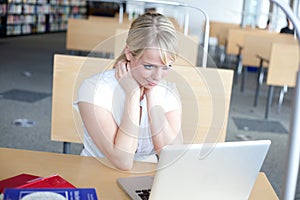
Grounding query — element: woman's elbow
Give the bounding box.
[106,152,135,171]
[113,159,134,171]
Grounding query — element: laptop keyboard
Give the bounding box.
[135,189,151,200]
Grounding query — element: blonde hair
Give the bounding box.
[115,12,178,65]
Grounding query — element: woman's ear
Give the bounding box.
[124,45,132,62]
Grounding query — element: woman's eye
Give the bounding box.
[163,65,172,70]
[144,65,155,69]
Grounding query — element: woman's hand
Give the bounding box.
[145,83,183,154]
[114,60,140,96]
[144,86,160,105]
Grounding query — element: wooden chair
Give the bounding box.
[226,28,292,92]
[51,54,115,153]
[176,33,199,66]
[51,54,233,153]
[165,64,234,143]
[265,43,299,119]
[242,33,296,107]
[226,27,259,88]
[209,21,240,66]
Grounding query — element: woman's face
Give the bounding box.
[129,48,174,89]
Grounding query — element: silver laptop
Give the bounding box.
[117,140,271,200]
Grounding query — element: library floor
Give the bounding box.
[0,32,299,199]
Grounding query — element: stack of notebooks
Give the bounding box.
[0,174,98,200]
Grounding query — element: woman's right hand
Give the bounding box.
[114,60,140,96]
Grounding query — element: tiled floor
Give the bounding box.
[0,32,299,198]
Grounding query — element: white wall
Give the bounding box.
[184,0,243,24]
[125,0,244,42]
[184,0,243,40]
[156,0,244,42]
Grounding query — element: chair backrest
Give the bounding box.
[51,54,115,143]
[266,42,299,87]
[51,54,233,145]
[176,33,199,66]
[165,65,233,143]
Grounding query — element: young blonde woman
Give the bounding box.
[76,12,182,170]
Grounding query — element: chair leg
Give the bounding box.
[240,65,246,92]
[69,50,76,55]
[63,142,71,154]
[253,64,264,107]
[233,56,238,85]
[234,54,243,86]
[277,85,288,113]
[265,85,274,119]
[219,47,226,65]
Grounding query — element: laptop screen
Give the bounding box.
[118,140,271,200]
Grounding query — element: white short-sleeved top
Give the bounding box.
[75,69,181,161]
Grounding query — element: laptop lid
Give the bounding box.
[118,140,271,200]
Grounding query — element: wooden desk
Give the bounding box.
[261,42,299,119]
[226,28,295,93]
[66,18,130,53]
[0,148,278,199]
[242,33,296,67]
[242,33,296,107]
[209,21,240,46]
[226,28,269,91]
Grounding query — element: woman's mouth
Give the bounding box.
[148,81,157,86]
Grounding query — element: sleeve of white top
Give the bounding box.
[74,74,113,112]
[163,82,182,113]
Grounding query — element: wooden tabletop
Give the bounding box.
[0,148,278,199]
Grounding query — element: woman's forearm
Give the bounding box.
[146,93,182,154]
[114,91,140,154]
[79,90,141,170]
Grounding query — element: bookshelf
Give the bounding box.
[0,0,6,36]
[87,1,119,17]
[48,0,87,32]
[1,0,86,36]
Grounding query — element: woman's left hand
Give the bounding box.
[114,60,140,96]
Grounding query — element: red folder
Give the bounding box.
[0,174,75,194]
[18,174,76,189]
[0,174,41,193]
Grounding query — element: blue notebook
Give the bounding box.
[3,188,98,200]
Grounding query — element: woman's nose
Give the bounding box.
[152,68,163,81]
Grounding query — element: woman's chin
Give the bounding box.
[143,84,156,89]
